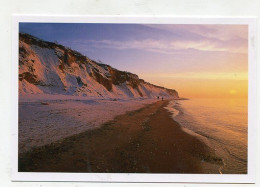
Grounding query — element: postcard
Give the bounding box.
[12,16,257,183]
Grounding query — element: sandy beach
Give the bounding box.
[19,100,223,173]
[18,96,158,154]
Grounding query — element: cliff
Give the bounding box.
[19,33,179,99]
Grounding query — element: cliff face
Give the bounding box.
[19,33,179,99]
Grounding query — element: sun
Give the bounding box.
[229,89,237,95]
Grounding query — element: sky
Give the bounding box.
[19,23,248,98]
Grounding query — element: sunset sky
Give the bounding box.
[20,23,248,98]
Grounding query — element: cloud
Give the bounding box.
[73,36,247,55]
[64,24,248,55]
[146,24,248,41]
[142,72,248,81]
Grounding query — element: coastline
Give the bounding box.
[19,100,222,173]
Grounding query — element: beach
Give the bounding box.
[18,95,158,154]
[19,100,222,173]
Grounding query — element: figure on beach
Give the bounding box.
[162,97,164,101]
[157,96,159,100]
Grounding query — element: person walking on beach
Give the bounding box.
[162,97,164,101]
[157,96,159,100]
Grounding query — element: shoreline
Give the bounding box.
[19,100,222,173]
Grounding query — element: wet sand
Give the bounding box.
[19,100,222,173]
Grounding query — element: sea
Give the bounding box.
[165,98,248,174]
